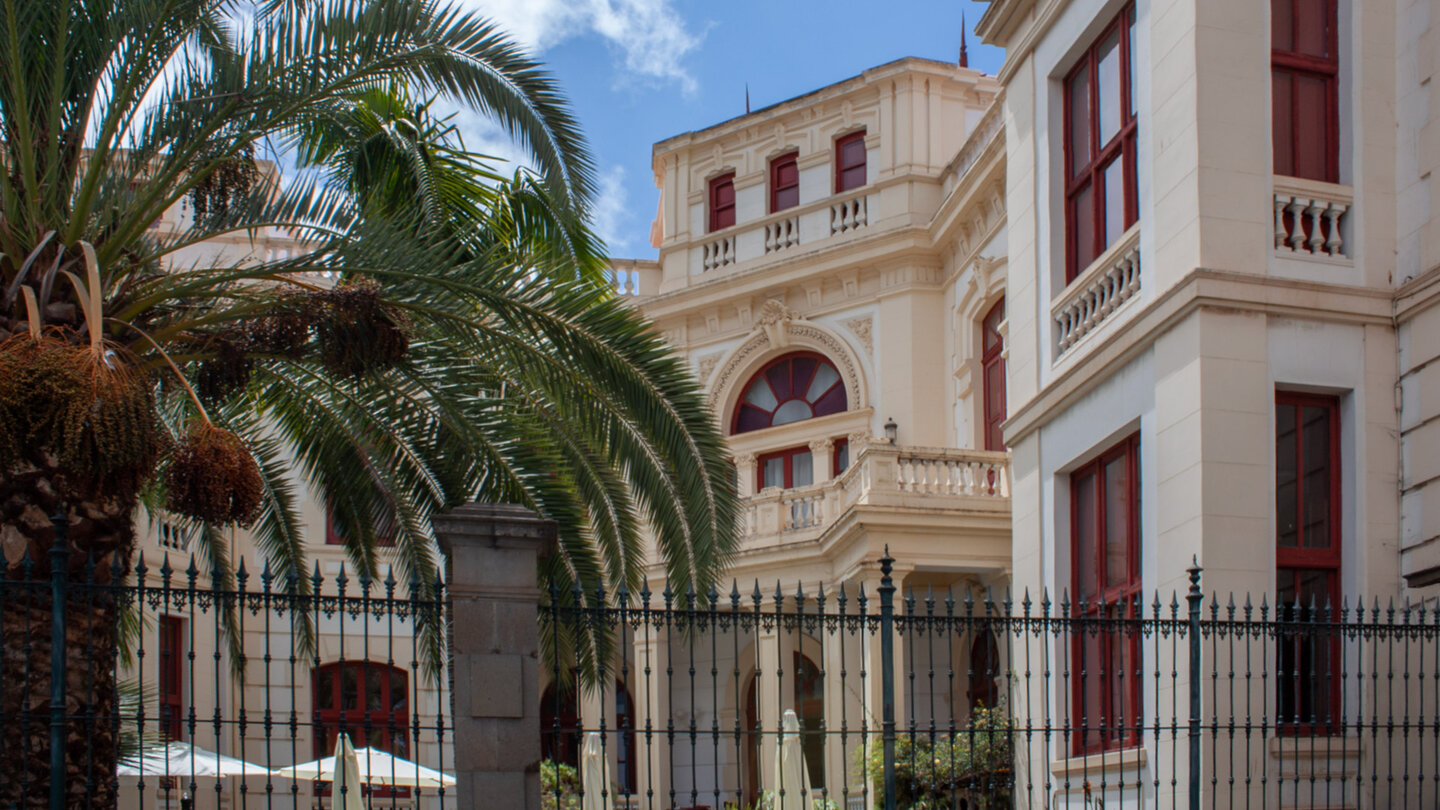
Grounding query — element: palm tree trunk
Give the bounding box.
[0,593,121,809]
[1,468,134,809]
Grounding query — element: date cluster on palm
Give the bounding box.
[0,242,413,572]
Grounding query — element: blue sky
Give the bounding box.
[456,0,1005,259]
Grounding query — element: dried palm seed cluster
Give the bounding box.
[194,333,254,404]
[315,277,411,377]
[189,143,260,223]
[164,424,264,526]
[244,289,311,358]
[0,334,162,495]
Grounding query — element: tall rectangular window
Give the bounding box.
[1064,3,1138,283]
[1272,0,1339,182]
[835,132,867,193]
[158,616,186,741]
[982,298,1007,451]
[1275,391,1341,732]
[1070,434,1141,754]
[709,173,736,232]
[770,152,800,212]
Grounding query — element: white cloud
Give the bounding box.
[459,0,700,93]
[590,165,631,251]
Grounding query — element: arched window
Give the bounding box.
[615,681,638,795]
[540,683,579,769]
[312,662,409,796]
[732,352,847,434]
[968,630,1001,712]
[982,298,1007,451]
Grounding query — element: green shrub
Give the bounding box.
[859,703,1014,810]
[541,760,581,810]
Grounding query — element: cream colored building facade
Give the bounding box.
[110,0,1440,804]
[589,58,1021,807]
[975,0,1440,807]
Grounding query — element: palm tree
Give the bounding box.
[0,1,738,805]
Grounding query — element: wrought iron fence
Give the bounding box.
[539,555,1440,810]
[0,515,453,810]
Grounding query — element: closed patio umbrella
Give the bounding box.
[772,710,811,810]
[580,732,611,810]
[333,734,365,810]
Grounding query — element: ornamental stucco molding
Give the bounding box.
[695,353,722,385]
[707,311,868,415]
[842,316,874,356]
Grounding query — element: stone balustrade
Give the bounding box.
[829,194,869,235]
[738,443,1010,544]
[701,234,736,271]
[1052,225,1141,356]
[764,214,801,254]
[688,190,875,275]
[1273,176,1352,259]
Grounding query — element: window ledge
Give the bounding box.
[1268,735,1365,759]
[1049,745,1146,778]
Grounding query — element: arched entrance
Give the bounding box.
[967,630,1001,712]
[743,650,827,804]
[540,683,579,768]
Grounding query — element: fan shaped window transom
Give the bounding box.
[732,352,847,434]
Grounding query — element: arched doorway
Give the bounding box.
[616,680,638,795]
[743,650,827,804]
[967,630,1001,712]
[540,683,579,768]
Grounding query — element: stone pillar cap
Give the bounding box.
[430,502,557,556]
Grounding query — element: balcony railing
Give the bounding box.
[1273,176,1352,260]
[690,190,875,275]
[738,443,1009,543]
[1053,224,1141,356]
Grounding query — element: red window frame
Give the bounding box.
[708,172,736,232]
[158,616,186,741]
[1063,4,1138,283]
[770,152,800,213]
[1271,0,1339,182]
[757,445,815,491]
[1275,391,1342,733]
[834,131,867,193]
[325,509,395,547]
[832,437,850,478]
[313,662,410,797]
[1070,434,1142,755]
[981,298,1007,451]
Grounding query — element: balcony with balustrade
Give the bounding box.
[730,440,1011,575]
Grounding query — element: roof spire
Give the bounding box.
[959,12,970,68]
[745,83,751,114]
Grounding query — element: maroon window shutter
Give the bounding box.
[1070,434,1142,755]
[709,173,736,231]
[770,153,800,212]
[1064,4,1138,284]
[1271,0,1339,183]
[981,298,1008,451]
[835,132,867,193]
[1274,391,1342,733]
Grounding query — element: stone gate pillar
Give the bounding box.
[433,503,556,810]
